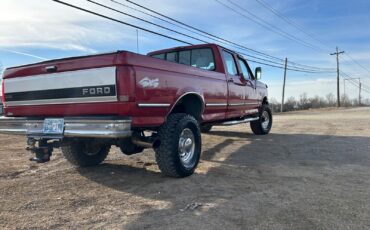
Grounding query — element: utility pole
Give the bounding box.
[343,78,361,106]
[359,81,362,106]
[281,58,288,112]
[330,47,345,107]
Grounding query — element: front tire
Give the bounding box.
[155,113,201,178]
[61,140,110,167]
[250,105,273,135]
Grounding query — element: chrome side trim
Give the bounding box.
[206,103,228,107]
[228,102,260,106]
[228,103,246,106]
[138,103,171,108]
[220,117,259,126]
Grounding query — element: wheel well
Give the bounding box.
[262,97,269,105]
[169,94,204,121]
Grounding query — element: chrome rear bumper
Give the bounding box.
[0,116,132,139]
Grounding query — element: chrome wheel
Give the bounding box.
[178,128,196,168]
[261,111,270,131]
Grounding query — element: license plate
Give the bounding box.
[43,118,65,135]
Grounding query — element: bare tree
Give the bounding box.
[284,96,297,111]
[326,93,336,107]
[270,92,368,113]
[298,93,310,110]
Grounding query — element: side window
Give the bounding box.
[166,52,177,63]
[152,53,165,60]
[238,58,250,80]
[179,50,191,65]
[223,51,238,76]
[191,49,215,70]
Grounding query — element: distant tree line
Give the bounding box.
[270,93,370,113]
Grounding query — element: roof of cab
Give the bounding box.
[147,43,221,56]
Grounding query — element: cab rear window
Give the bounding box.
[190,49,215,70]
[150,48,215,71]
[152,53,165,60]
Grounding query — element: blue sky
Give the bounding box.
[1,0,370,101]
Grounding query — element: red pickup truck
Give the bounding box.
[0,44,272,177]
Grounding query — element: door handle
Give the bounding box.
[228,78,234,83]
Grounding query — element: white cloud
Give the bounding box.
[0,0,143,56]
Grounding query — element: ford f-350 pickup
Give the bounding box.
[0,44,272,177]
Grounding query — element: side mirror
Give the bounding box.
[255,67,262,80]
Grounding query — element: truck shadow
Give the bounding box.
[76,132,370,229]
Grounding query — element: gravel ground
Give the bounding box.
[0,107,370,229]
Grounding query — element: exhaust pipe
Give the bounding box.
[132,136,161,149]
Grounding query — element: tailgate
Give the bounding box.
[4,67,117,107]
[2,52,120,115]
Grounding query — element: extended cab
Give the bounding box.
[0,44,272,177]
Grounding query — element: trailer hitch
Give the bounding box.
[26,138,58,163]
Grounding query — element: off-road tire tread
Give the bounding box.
[155,113,201,178]
[250,105,272,135]
[61,141,111,167]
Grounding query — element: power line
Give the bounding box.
[93,0,286,67]
[92,0,333,73]
[96,0,288,67]
[340,71,370,91]
[253,0,370,79]
[252,0,331,51]
[120,0,334,72]
[247,0,363,74]
[98,1,333,73]
[341,71,370,90]
[87,0,210,43]
[216,0,324,52]
[246,57,332,73]
[341,71,370,94]
[53,0,337,74]
[111,0,289,66]
[123,0,285,62]
[51,0,193,45]
[343,53,370,77]
[110,0,238,49]
[288,60,335,72]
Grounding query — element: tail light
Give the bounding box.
[116,66,136,102]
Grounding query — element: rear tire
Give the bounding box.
[155,113,201,178]
[250,105,272,135]
[201,124,213,133]
[119,138,144,155]
[61,140,110,167]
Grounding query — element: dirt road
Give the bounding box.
[1,108,370,229]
